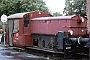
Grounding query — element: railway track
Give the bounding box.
[6,46,89,60]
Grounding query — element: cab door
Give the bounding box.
[8,20,14,46]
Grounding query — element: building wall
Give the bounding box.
[87,0,90,30]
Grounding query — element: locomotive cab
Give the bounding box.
[7,12,31,47]
[6,11,52,47]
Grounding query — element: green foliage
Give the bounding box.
[0,21,2,29]
[63,0,86,16]
[53,12,62,16]
[0,0,50,16]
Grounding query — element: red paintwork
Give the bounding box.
[13,33,32,47]
[7,11,51,47]
[23,11,52,20]
[31,15,87,36]
[23,11,52,34]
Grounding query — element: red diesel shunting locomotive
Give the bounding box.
[7,11,90,58]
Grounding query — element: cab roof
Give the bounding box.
[31,16,75,20]
[7,12,29,19]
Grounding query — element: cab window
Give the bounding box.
[24,14,30,27]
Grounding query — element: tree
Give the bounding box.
[63,0,86,16]
[0,0,51,16]
[53,12,62,16]
[36,0,51,14]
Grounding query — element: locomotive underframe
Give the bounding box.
[32,34,56,50]
[32,31,89,58]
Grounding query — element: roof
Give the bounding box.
[31,16,75,20]
[7,12,29,19]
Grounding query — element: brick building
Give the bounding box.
[87,0,90,30]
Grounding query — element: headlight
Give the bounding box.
[68,30,73,35]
